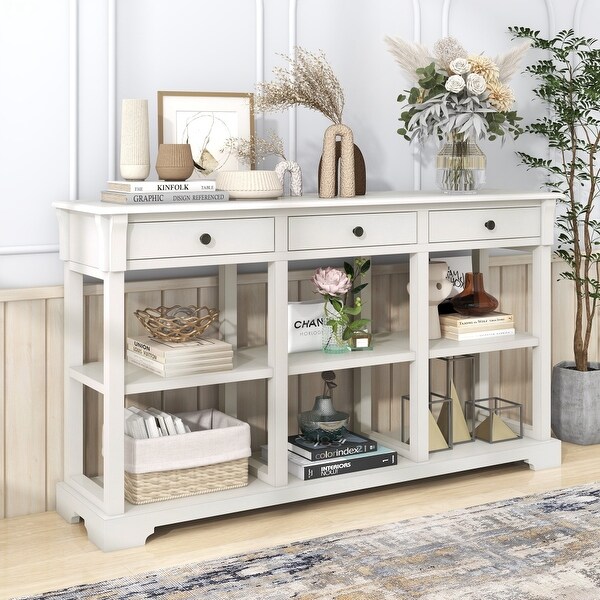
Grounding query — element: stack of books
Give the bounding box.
[124,406,191,439]
[265,431,397,480]
[101,179,229,204]
[126,335,234,377]
[439,311,515,341]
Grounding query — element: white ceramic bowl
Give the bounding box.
[216,170,283,199]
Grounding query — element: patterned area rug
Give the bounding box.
[14,484,600,600]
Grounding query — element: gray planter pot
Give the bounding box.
[551,361,600,445]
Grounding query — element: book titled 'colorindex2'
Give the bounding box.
[288,431,377,461]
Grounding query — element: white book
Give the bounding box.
[124,408,148,439]
[172,416,187,435]
[127,350,233,377]
[441,327,516,341]
[107,179,216,193]
[127,343,233,365]
[128,406,162,438]
[146,407,178,436]
[127,336,233,362]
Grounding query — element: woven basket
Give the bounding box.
[125,457,248,505]
[134,305,218,342]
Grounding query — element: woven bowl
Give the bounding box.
[134,305,219,342]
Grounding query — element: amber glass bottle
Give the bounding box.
[450,272,498,316]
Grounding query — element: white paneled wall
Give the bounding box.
[1,0,599,287]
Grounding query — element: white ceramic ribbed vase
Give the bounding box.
[119,99,150,181]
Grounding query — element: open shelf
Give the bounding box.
[288,331,413,375]
[429,332,538,358]
[70,345,272,395]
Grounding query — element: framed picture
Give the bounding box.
[158,91,254,179]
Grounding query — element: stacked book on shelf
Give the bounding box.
[124,406,191,439]
[126,335,234,377]
[101,179,229,204]
[263,431,397,480]
[439,311,515,341]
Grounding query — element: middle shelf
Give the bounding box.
[70,331,539,395]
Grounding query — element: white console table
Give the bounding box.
[54,190,561,551]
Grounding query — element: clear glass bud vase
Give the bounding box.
[436,132,486,194]
[322,321,350,354]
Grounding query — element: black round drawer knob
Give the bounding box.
[199,233,212,245]
[353,226,364,237]
[484,220,496,231]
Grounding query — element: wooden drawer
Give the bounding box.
[288,212,417,251]
[127,218,274,259]
[429,207,540,243]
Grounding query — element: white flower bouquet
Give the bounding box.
[385,35,526,143]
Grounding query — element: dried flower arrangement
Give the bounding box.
[255,47,345,124]
[221,131,286,167]
[384,35,528,143]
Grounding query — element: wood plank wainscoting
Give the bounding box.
[0,258,585,519]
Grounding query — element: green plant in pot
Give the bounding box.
[510,27,600,444]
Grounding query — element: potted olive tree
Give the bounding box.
[509,27,600,444]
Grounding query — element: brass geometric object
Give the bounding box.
[475,413,519,442]
[466,397,523,444]
[437,381,473,444]
[429,410,449,451]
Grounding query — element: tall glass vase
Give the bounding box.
[436,132,486,194]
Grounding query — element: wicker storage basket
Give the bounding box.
[124,409,251,505]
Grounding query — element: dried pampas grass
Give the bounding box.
[255,48,345,124]
[494,41,531,83]
[384,35,433,81]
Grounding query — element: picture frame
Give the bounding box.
[157,91,254,179]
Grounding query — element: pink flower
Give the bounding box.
[312,267,352,297]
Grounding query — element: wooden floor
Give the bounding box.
[2,442,599,599]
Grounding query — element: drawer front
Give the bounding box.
[288,212,417,251]
[128,218,274,259]
[429,207,540,243]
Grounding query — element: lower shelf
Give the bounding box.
[56,436,561,552]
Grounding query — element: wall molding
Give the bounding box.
[288,0,298,161]
[69,0,78,201]
[573,0,586,32]
[0,245,59,257]
[107,0,117,181]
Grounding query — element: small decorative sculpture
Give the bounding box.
[297,371,349,443]
[320,124,355,198]
[275,160,303,196]
[319,124,356,198]
[428,262,453,338]
[406,261,453,339]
